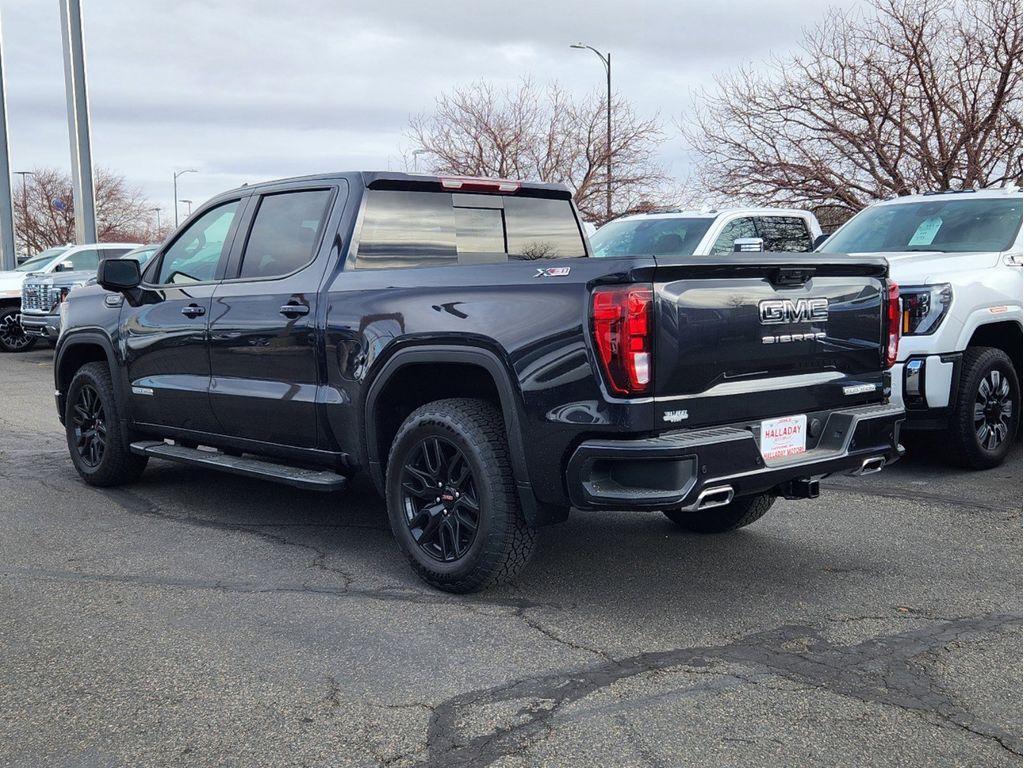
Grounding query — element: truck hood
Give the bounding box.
[847,250,1000,285]
[0,271,28,296]
[24,269,95,286]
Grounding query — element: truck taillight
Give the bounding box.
[591,285,653,396]
[885,280,901,369]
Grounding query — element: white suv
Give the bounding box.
[818,188,1023,468]
[590,208,823,257]
[0,243,139,352]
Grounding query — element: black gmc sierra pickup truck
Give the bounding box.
[55,172,904,592]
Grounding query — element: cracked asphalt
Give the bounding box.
[1,347,1021,767]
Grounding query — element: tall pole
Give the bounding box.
[0,13,15,270]
[59,0,97,244]
[570,43,613,222]
[14,172,33,257]
[605,52,612,223]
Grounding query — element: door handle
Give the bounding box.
[279,303,310,317]
[181,304,206,318]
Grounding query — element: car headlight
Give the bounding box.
[900,284,952,335]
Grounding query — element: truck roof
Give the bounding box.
[218,171,572,199]
[870,187,1022,206]
[611,207,817,223]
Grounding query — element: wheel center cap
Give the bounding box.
[440,487,457,507]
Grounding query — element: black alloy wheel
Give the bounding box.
[0,308,35,352]
[71,383,107,468]
[974,368,1013,451]
[400,435,480,563]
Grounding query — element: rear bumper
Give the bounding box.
[567,402,904,511]
[18,312,60,339]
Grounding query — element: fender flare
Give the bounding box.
[954,306,1023,351]
[362,344,539,517]
[55,331,130,436]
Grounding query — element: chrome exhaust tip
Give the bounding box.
[695,485,734,510]
[850,456,886,476]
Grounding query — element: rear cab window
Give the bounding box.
[353,189,586,269]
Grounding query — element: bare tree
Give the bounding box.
[684,0,1022,215]
[409,79,669,224]
[13,168,166,254]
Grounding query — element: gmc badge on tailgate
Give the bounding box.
[759,297,829,325]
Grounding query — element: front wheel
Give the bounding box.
[0,307,37,353]
[385,398,536,593]
[663,493,775,533]
[65,362,148,486]
[948,347,1020,469]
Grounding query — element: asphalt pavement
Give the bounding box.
[1,347,1021,767]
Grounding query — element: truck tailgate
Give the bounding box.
[652,254,891,428]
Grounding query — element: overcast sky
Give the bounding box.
[1,0,864,222]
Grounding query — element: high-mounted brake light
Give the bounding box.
[591,285,654,396]
[439,176,522,194]
[885,280,901,369]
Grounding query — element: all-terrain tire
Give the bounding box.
[65,362,148,486]
[663,493,776,533]
[948,346,1020,470]
[0,306,37,353]
[385,398,536,593]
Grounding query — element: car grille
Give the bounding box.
[21,282,57,312]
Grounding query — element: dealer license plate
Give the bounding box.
[759,414,807,461]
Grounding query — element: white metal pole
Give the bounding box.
[59,0,97,244]
[0,13,16,270]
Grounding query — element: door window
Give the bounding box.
[754,216,813,252]
[156,201,240,285]
[61,248,103,271]
[238,190,332,279]
[710,218,758,254]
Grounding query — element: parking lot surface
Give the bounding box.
[1,347,1021,767]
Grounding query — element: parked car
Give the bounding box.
[0,243,139,352]
[818,187,1022,468]
[55,172,902,592]
[590,208,822,257]
[20,245,157,342]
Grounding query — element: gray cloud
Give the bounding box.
[0,0,865,220]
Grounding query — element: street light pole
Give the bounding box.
[571,43,612,222]
[179,199,192,216]
[411,149,428,173]
[0,13,15,270]
[172,168,196,227]
[59,0,97,244]
[150,206,161,230]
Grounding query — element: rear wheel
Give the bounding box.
[385,398,536,593]
[65,362,148,486]
[0,307,36,353]
[663,493,775,533]
[948,347,1020,469]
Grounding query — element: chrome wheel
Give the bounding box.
[0,311,31,351]
[72,384,107,468]
[974,368,1013,451]
[400,436,480,563]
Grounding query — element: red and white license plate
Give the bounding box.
[759,414,807,461]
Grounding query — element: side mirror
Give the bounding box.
[56,260,75,272]
[812,233,829,250]
[97,258,141,292]
[733,237,764,252]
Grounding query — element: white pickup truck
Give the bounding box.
[590,207,823,257]
[818,188,1023,468]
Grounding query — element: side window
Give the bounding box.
[64,248,102,271]
[156,201,240,285]
[504,197,586,260]
[238,190,332,279]
[356,190,457,269]
[98,248,132,260]
[755,216,813,252]
[710,218,758,254]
